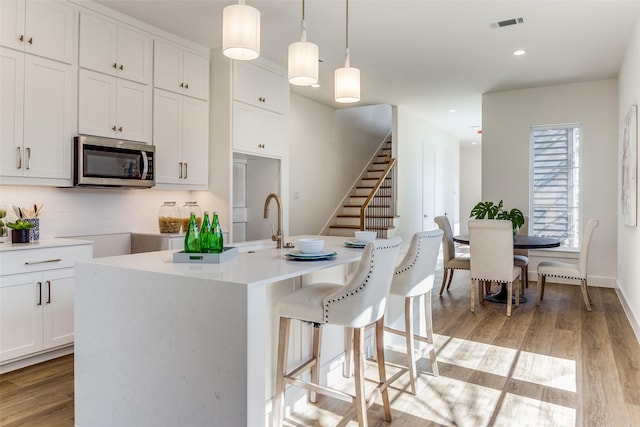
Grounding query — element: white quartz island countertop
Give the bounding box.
[74,235,368,427]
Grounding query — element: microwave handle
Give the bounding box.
[141,151,148,180]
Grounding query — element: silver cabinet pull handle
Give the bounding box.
[25,258,62,265]
[26,147,31,169]
[184,162,188,179]
[17,147,22,169]
[46,281,51,304]
[37,282,42,306]
[179,162,183,178]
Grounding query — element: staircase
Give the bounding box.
[328,139,398,238]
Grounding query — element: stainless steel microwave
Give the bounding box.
[74,135,155,188]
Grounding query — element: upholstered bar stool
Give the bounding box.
[384,230,442,395]
[273,237,402,427]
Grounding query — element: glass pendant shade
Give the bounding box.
[222,2,260,61]
[334,65,360,103]
[288,40,319,86]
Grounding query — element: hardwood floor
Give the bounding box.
[1,271,639,426]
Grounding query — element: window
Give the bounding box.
[530,124,581,248]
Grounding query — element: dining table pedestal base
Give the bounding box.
[484,283,527,304]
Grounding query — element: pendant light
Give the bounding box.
[288,0,319,86]
[222,0,260,61]
[334,0,360,103]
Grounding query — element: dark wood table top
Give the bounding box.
[453,235,561,249]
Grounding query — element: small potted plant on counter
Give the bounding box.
[470,200,525,235]
[7,220,36,243]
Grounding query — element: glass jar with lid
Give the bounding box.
[158,202,181,233]
[181,202,202,233]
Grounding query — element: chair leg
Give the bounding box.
[310,324,322,403]
[353,327,368,427]
[525,265,529,288]
[274,317,291,427]
[375,318,392,422]
[536,275,545,306]
[343,327,354,378]
[581,279,592,312]
[439,268,449,295]
[446,268,455,290]
[423,290,438,376]
[515,279,520,308]
[506,282,513,317]
[404,297,417,395]
[470,279,476,312]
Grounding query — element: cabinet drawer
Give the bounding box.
[232,61,287,114]
[0,244,92,276]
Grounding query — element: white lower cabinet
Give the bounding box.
[0,241,92,366]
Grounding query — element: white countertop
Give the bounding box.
[0,238,93,252]
[80,235,365,288]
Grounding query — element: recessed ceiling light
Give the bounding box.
[448,109,457,113]
[513,50,527,56]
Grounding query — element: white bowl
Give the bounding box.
[354,231,377,243]
[297,238,325,254]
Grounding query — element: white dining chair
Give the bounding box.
[434,215,470,295]
[273,237,402,427]
[384,229,442,395]
[469,219,522,317]
[537,218,599,311]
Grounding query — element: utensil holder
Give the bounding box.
[25,218,39,241]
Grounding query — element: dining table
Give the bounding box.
[452,234,561,303]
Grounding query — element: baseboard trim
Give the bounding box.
[0,345,74,374]
[615,283,640,344]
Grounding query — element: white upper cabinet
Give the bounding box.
[0,0,76,64]
[78,69,151,143]
[232,60,287,114]
[1,47,74,181]
[79,12,152,85]
[154,39,209,101]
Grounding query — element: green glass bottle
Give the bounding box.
[199,212,211,253]
[184,213,200,253]
[209,212,224,254]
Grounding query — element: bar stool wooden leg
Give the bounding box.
[343,327,354,378]
[310,324,322,403]
[375,318,392,422]
[353,327,367,427]
[274,317,290,427]
[404,297,417,395]
[424,290,439,376]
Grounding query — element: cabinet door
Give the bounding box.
[153,40,183,94]
[0,0,25,51]
[42,268,75,349]
[117,78,151,143]
[25,0,76,64]
[0,47,24,177]
[78,68,117,139]
[232,102,284,158]
[233,61,287,114]
[181,96,208,186]
[116,26,152,85]
[0,272,44,362]
[23,54,73,179]
[182,50,209,101]
[153,89,182,184]
[79,12,117,77]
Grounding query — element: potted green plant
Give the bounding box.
[470,200,525,235]
[7,220,36,243]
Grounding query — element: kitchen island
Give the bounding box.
[74,236,365,427]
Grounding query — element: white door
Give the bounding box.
[422,142,436,231]
[443,150,457,231]
[0,0,25,52]
[78,68,117,138]
[0,47,24,177]
[42,269,75,349]
[153,89,182,184]
[181,96,208,186]
[25,0,76,64]
[182,50,209,100]
[117,78,151,143]
[116,25,152,84]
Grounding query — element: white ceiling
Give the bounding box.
[94,0,640,145]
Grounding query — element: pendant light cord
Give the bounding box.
[344,0,350,67]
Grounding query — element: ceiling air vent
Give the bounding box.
[491,17,524,29]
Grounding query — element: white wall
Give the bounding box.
[482,79,619,286]
[459,145,482,234]
[617,13,640,338]
[393,106,460,242]
[288,94,391,235]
